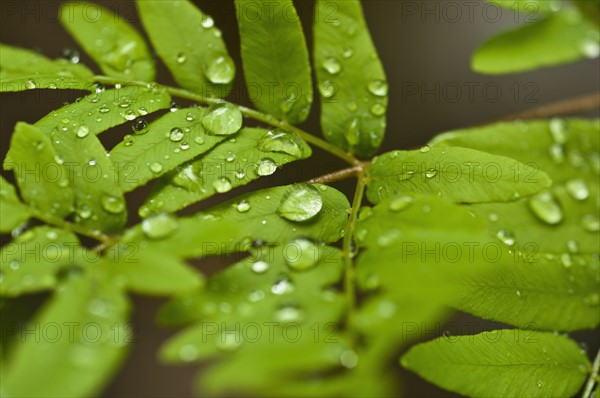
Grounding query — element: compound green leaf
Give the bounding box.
[314,0,388,157]
[486,0,561,14]
[401,330,591,398]
[431,119,600,254]
[50,123,127,233]
[33,86,170,137]
[141,127,311,215]
[235,0,312,123]
[109,107,228,193]
[60,2,155,81]
[2,270,131,397]
[0,44,94,92]
[366,147,551,204]
[453,252,600,331]
[107,245,203,296]
[0,227,80,296]
[472,9,599,74]
[137,0,235,97]
[0,176,30,232]
[4,123,74,218]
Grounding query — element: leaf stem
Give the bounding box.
[500,92,600,121]
[582,348,600,398]
[92,75,360,166]
[305,165,363,184]
[342,168,367,344]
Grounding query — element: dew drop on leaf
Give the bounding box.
[566,240,579,254]
[581,214,600,232]
[203,53,235,84]
[271,276,294,295]
[275,305,303,322]
[201,15,215,28]
[370,103,385,116]
[235,200,250,213]
[496,229,516,246]
[425,168,437,179]
[565,179,589,201]
[101,195,125,214]
[202,103,242,136]
[213,177,232,193]
[76,125,89,138]
[389,195,414,212]
[251,260,269,274]
[132,118,149,134]
[528,191,563,225]
[548,144,565,164]
[277,184,323,222]
[368,80,388,97]
[561,253,573,268]
[123,134,135,146]
[149,162,163,174]
[319,80,336,98]
[142,213,178,239]
[169,127,185,142]
[549,118,567,144]
[285,238,320,271]
[26,79,36,89]
[256,158,278,176]
[176,52,187,64]
[259,128,305,158]
[322,57,342,74]
[377,229,401,248]
[420,145,431,153]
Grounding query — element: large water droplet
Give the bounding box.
[277,185,323,222]
[271,276,294,295]
[528,191,563,225]
[389,195,414,212]
[319,80,336,98]
[149,162,163,174]
[370,103,385,116]
[496,229,516,246]
[285,238,320,271]
[169,127,185,142]
[202,103,242,136]
[26,79,36,89]
[142,213,178,239]
[322,57,342,74]
[132,118,148,134]
[565,179,589,201]
[581,214,600,232]
[203,54,235,84]
[236,200,250,213]
[275,305,303,322]
[256,158,277,176]
[213,177,232,193]
[76,125,90,138]
[61,48,80,63]
[368,80,388,97]
[259,128,305,158]
[101,195,125,214]
[251,260,269,274]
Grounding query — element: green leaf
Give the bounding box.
[472,9,600,74]
[313,0,388,157]
[235,0,313,123]
[431,119,600,254]
[33,86,170,137]
[0,176,30,232]
[141,127,311,215]
[4,122,74,218]
[486,0,561,14]
[59,2,155,81]
[137,0,235,97]
[401,330,591,398]
[0,44,94,92]
[158,244,347,395]
[2,270,131,397]
[107,245,203,296]
[109,107,228,193]
[453,252,600,331]
[366,147,551,205]
[0,227,80,296]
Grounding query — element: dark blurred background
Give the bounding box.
[1,0,599,397]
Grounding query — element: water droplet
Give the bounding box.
[201,16,214,28]
[101,195,125,214]
[319,80,336,98]
[277,185,323,222]
[123,134,135,146]
[275,305,303,322]
[528,191,563,225]
[194,136,205,145]
[496,229,516,246]
[342,47,354,58]
[132,119,148,134]
[389,195,414,212]
[99,104,110,114]
[248,289,265,302]
[78,205,92,219]
[213,177,232,193]
[203,54,235,84]
[286,238,320,271]
[549,119,567,144]
[346,118,360,147]
[368,80,388,97]
[149,162,163,174]
[256,158,277,176]
[202,103,242,136]
[488,213,499,222]
[123,110,136,120]
[565,179,589,201]
[60,47,80,63]
[236,200,250,213]
[548,144,565,164]
[93,82,105,93]
[340,350,359,368]
[425,168,437,179]
[322,57,342,74]
[370,103,385,116]
[561,253,573,268]
[580,39,600,58]
[420,145,431,153]
[138,107,148,115]
[377,229,401,247]
[537,380,544,388]
[169,127,185,142]
[566,240,579,254]
[251,260,269,274]
[142,214,178,239]
[271,276,294,295]
[176,52,187,64]
[25,79,36,89]
[259,128,305,158]
[76,125,89,138]
[581,214,600,232]
[216,331,242,352]
[515,290,522,298]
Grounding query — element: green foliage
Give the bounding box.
[0,1,598,398]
